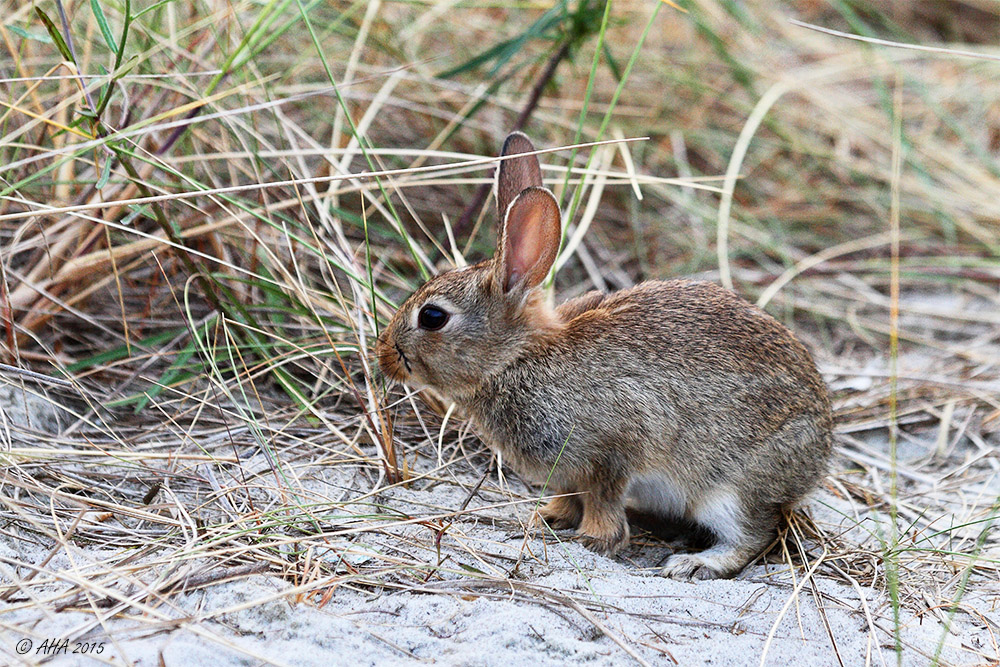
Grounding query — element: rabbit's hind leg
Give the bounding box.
[659,537,767,580]
[576,477,630,556]
[660,488,773,580]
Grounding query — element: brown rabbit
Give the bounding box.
[376,132,832,580]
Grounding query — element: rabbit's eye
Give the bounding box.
[418,305,449,330]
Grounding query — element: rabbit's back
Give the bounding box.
[557,280,828,411]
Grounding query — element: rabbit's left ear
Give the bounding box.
[496,132,543,228]
[497,187,561,293]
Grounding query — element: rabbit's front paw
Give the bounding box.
[538,495,583,530]
[577,518,630,556]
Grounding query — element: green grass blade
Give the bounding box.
[89,0,119,53]
[34,7,74,62]
[6,23,53,43]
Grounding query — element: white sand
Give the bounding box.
[2,342,998,666]
[1,537,991,665]
[0,459,994,666]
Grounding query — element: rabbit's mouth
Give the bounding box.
[394,343,412,375]
[375,336,412,382]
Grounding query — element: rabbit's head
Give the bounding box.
[375,133,563,400]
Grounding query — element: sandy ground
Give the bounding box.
[2,543,992,667]
[1,505,995,666]
[1,343,998,667]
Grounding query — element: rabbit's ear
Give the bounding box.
[496,132,543,226]
[498,187,561,292]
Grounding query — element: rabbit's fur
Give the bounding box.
[376,133,832,580]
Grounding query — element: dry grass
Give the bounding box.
[1,0,998,664]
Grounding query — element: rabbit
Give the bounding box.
[375,132,833,580]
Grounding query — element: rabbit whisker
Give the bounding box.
[395,343,412,374]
